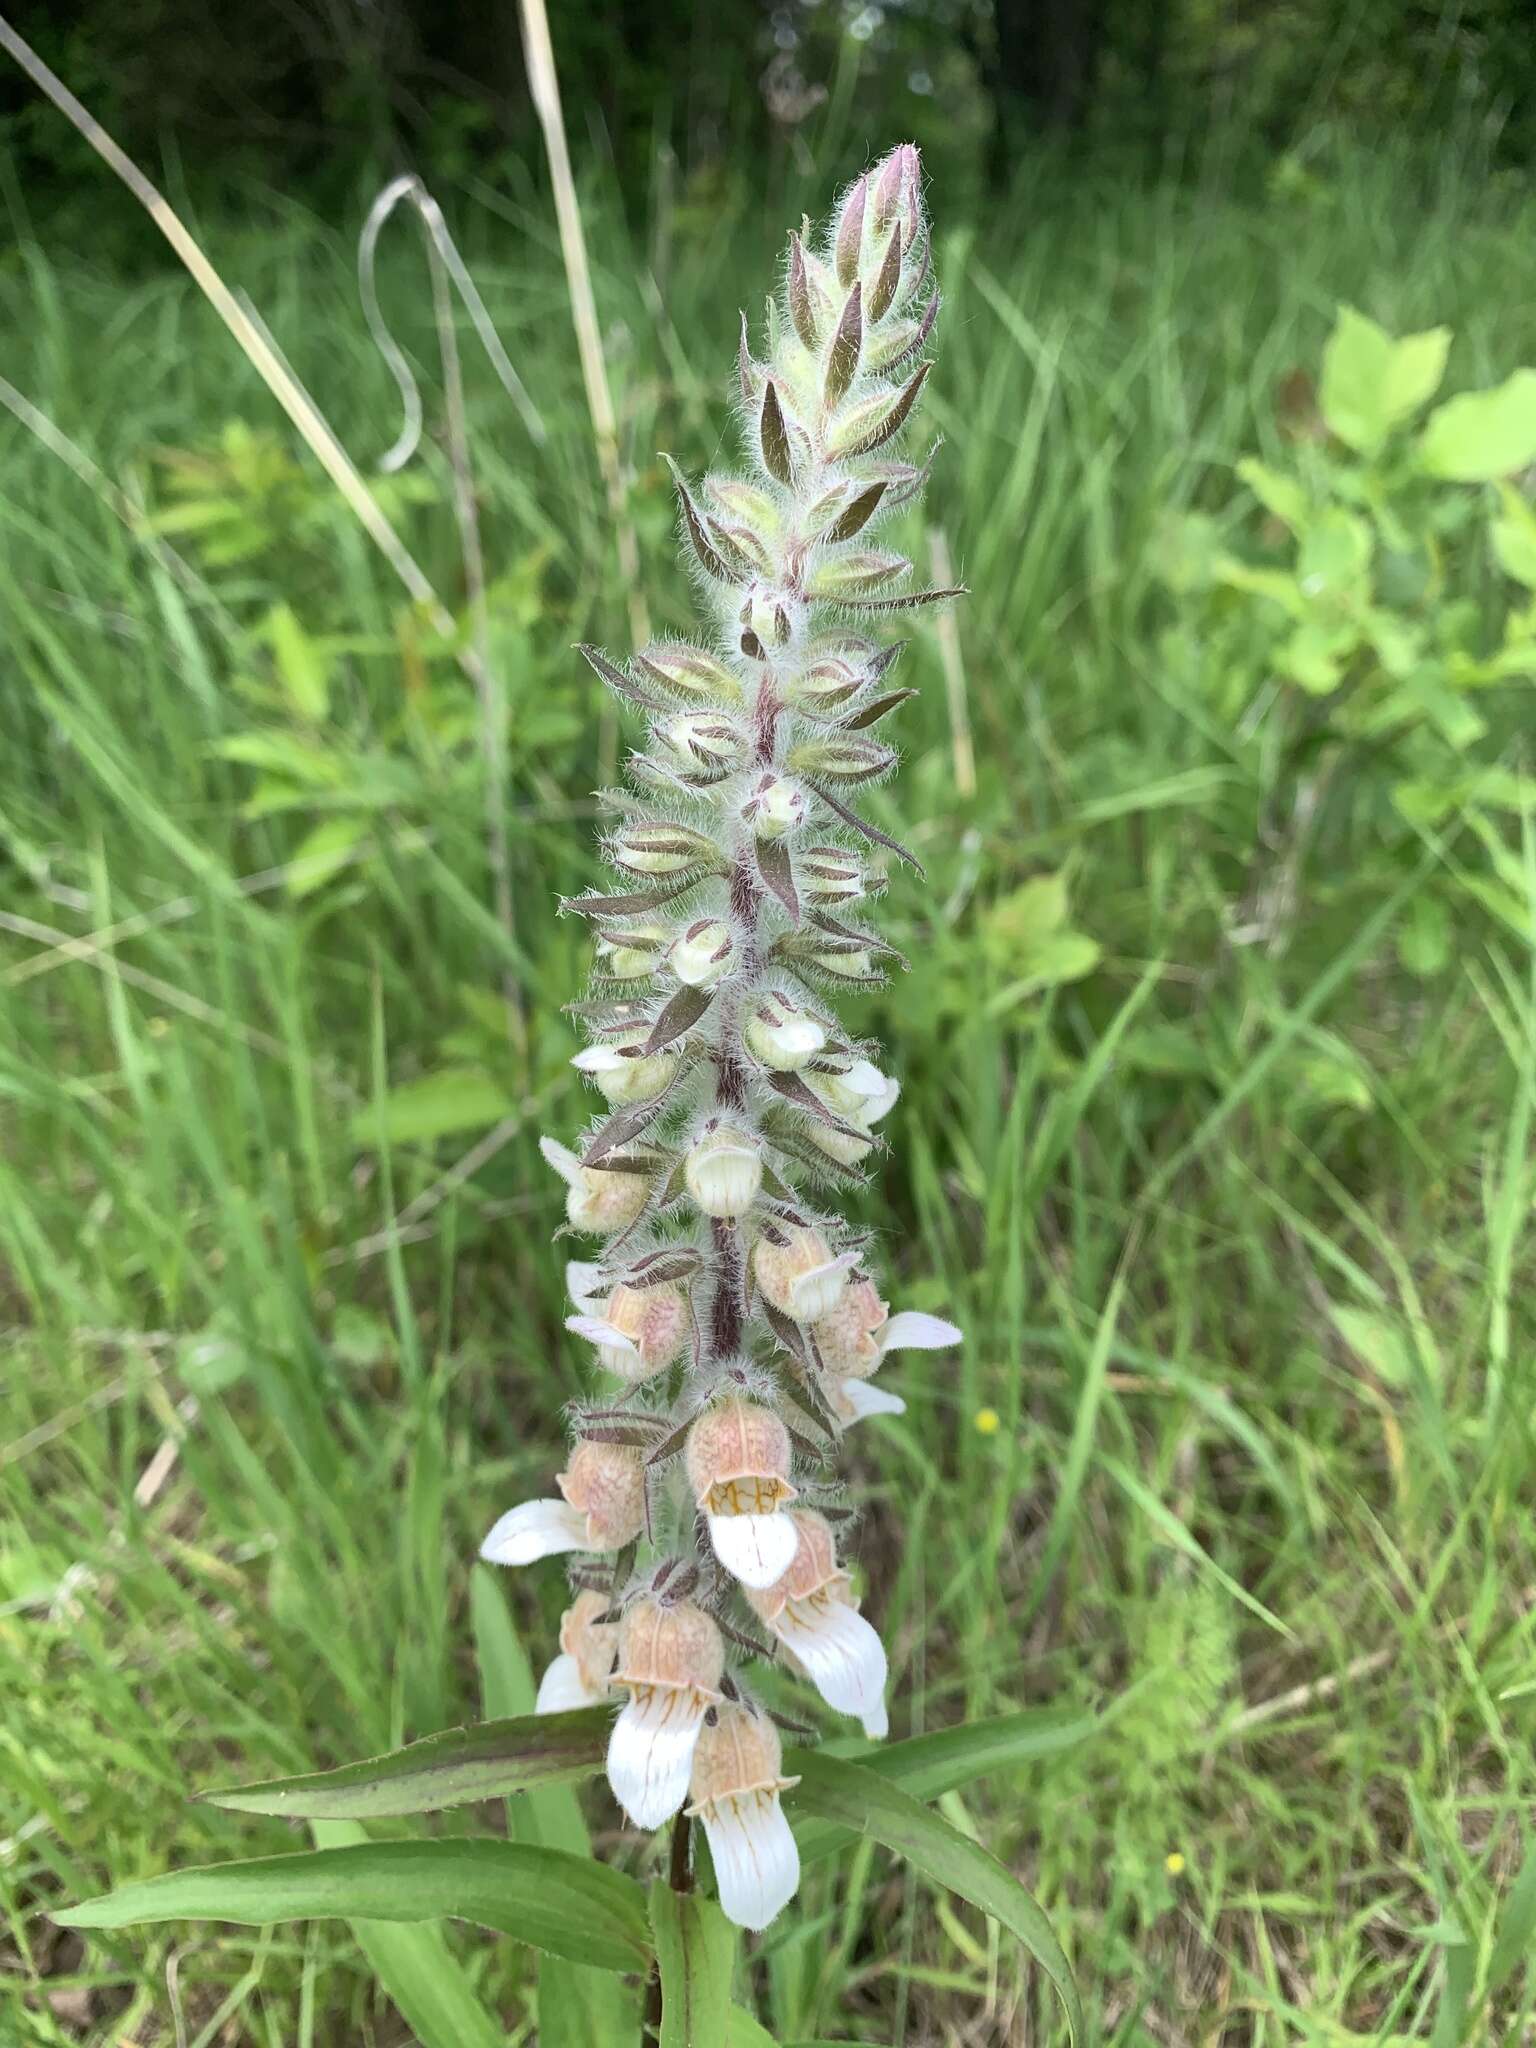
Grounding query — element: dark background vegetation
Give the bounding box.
[5,0,1536,231]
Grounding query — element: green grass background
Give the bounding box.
[3,127,1536,2045]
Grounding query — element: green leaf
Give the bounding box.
[539,1959,639,2047]
[792,1705,1097,1869]
[309,1820,504,2048]
[1236,457,1308,531]
[349,1066,513,1147]
[1381,326,1451,427]
[1492,483,1536,589]
[203,1708,609,1819]
[56,1838,652,1974]
[1297,506,1371,598]
[782,1753,1082,2042]
[1420,369,1536,481]
[1396,895,1451,977]
[1329,1305,1412,1387]
[650,1882,736,2048]
[265,601,332,720]
[728,2009,780,2046]
[469,1567,591,1855]
[286,815,370,899]
[1487,1832,1536,1997]
[1320,308,1450,453]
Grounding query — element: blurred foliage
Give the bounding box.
[5,0,1536,250]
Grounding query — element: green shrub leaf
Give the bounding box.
[203,1707,609,1818]
[650,1881,736,2048]
[55,1838,652,1973]
[1321,307,1449,453]
[1420,369,1536,481]
[782,1752,1082,2042]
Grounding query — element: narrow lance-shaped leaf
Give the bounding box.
[665,456,739,584]
[782,1752,1083,2042]
[823,478,888,543]
[755,833,800,921]
[56,1838,652,1976]
[202,1708,611,1819]
[578,642,665,713]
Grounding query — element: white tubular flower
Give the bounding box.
[482,1439,647,1568]
[830,1377,908,1425]
[571,1036,678,1105]
[684,1124,762,1218]
[669,917,735,989]
[685,1397,798,1589]
[607,1596,725,1829]
[536,1589,620,1713]
[815,1058,901,1125]
[744,993,827,1071]
[752,1226,854,1323]
[540,1137,651,1235]
[804,1123,875,1169]
[565,1277,688,1383]
[687,1703,801,1931]
[747,1512,888,1739]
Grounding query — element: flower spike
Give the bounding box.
[487,145,961,1930]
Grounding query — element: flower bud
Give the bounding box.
[745,994,827,1071]
[753,1226,850,1322]
[798,846,866,904]
[785,657,865,713]
[595,922,669,980]
[742,582,802,654]
[633,642,744,706]
[571,1035,679,1104]
[741,773,808,841]
[805,944,875,983]
[556,1439,648,1549]
[805,551,909,603]
[593,1280,688,1381]
[610,820,721,876]
[811,1058,899,1124]
[657,711,742,780]
[684,1124,762,1218]
[559,1588,620,1696]
[786,734,897,785]
[669,917,735,989]
[804,1123,875,1169]
[809,1278,888,1378]
[542,1137,652,1234]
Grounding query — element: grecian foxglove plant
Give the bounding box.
[57,145,1082,2046]
[481,141,963,1929]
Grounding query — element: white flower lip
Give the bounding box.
[880,1310,962,1353]
[696,1792,801,1931]
[606,1687,710,1830]
[835,1377,907,1423]
[707,1509,801,1590]
[479,1497,588,1567]
[535,1651,605,1714]
[565,1311,640,1359]
[767,1592,888,1738]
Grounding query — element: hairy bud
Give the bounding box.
[685,1123,762,1218]
[742,773,808,840]
[670,917,736,989]
[745,993,827,1070]
[610,820,723,877]
[571,1034,679,1104]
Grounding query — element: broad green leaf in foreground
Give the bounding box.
[309,1819,504,2048]
[203,1706,609,1818]
[55,1838,651,1975]
[783,1752,1082,2043]
[650,1881,735,2048]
